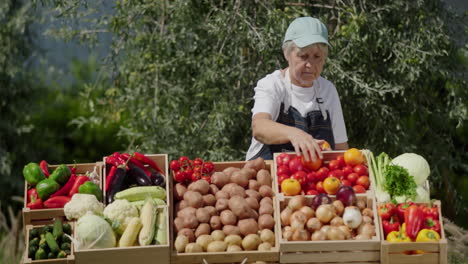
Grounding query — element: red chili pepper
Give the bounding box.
[121,153,151,177]
[70,162,77,174]
[423,217,441,235]
[404,204,424,240]
[39,160,50,177]
[27,197,43,209]
[134,152,164,175]
[44,196,71,208]
[112,152,128,165]
[50,174,77,198]
[68,175,90,197]
[382,216,400,237]
[105,166,117,191]
[27,188,39,203]
[396,201,414,222]
[378,202,396,220]
[105,155,121,166]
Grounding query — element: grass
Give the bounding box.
[0,196,24,264]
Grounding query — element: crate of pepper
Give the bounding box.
[23,218,74,264]
[378,200,447,264]
[23,161,103,225]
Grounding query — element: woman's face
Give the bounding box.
[286,44,326,87]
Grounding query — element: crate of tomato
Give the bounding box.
[23,161,103,225]
[378,200,447,264]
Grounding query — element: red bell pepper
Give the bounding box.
[68,175,90,197]
[121,153,151,177]
[134,152,164,175]
[404,204,424,240]
[27,188,39,203]
[423,217,441,235]
[39,160,50,177]
[105,165,117,191]
[397,201,414,223]
[382,216,400,237]
[44,196,71,208]
[421,202,439,219]
[27,197,43,209]
[378,202,396,220]
[50,174,77,198]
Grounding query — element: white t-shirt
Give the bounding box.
[245,70,348,160]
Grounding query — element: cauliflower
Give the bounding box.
[103,199,139,235]
[64,193,104,220]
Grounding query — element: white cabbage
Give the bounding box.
[391,153,430,185]
[75,213,116,249]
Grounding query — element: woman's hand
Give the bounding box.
[287,127,324,162]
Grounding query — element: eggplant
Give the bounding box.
[150,172,166,187]
[127,167,152,186]
[336,185,357,206]
[106,167,127,204]
[310,193,332,209]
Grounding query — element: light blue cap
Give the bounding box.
[283,17,329,47]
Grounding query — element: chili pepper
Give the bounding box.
[382,216,400,237]
[121,153,151,177]
[68,175,90,197]
[416,229,440,242]
[112,152,128,165]
[27,188,39,203]
[387,229,411,242]
[70,162,77,174]
[134,152,164,175]
[39,160,50,177]
[421,201,439,219]
[105,155,121,166]
[378,202,396,220]
[404,204,424,240]
[44,196,71,208]
[423,217,441,234]
[105,165,117,191]
[50,174,77,198]
[396,201,414,222]
[27,197,43,209]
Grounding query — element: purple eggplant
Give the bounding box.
[127,167,152,186]
[150,172,166,187]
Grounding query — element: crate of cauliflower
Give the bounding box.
[64,187,170,264]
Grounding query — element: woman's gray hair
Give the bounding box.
[282,41,328,59]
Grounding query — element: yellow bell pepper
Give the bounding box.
[387,229,412,242]
[416,229,440,242]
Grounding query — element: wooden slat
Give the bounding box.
[280,240,380,252]
[280,251,380,263]
[384,252,440,264]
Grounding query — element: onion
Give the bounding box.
[343,206,362,229]
[358,223,376,237]
[290,219,305,231]
[330,216,344,226]
[290,211,307,224]
[315,204,335,223]
[282,226,293,241]
[311,193,332,210]
[306,217,322,232]
[338,225,352,239]
[299,206,315,219]
[354,234,371,240]
[291,229,310,241]
[320,225,331,234]
[327,226,345,240]
[356,199,366,210]
[361,208,373,218]
[288,195,306,211]
[362,216,373,224]
[336,186,357,206]
[280,207,293,226]
[311,230,326,241]
[332,200,344,216]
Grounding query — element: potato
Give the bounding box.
[228,196,254,219]
[178,228,195,243]
[183,191,204,208]
[256,169,272,186]
[215,190,230,200]
[260,197,273,206]
[258,214,275,230]
[222,183,246,198]
[207,241,227,252]
[175,200,188,213]
[226,244,242,252]
[258,185,273,197]
[211,230,226,241]
[222,167,240,178]
[238,218,259,236]
[248,180,260,191]
[195,223,211,237]
[177,207,196,218]
[188,179,210,194]
[173,217,184,233]
[210,215,222,230]
[245,189,261,201]
[196,234,214,251]
[196,207,211,223]
[175,235,189,253]
[230,170,249,188]
[241,234,261,250]
[243,157,265,172]
[203,194,216,206]
[182,215,199,229]
[215,198,229,212]
[258,242,272,251]
[259,203,274,216]
[220,210,237,226]
[240,167,257,180]
[209,184,219,195]
[174,183,187,201]
[259,229,275,245]
[185,243,203,253]
[224,234,242,246]
[222,225,241,236]
[245,197,260,210]
[204,206,217,217]
[212,172,230,188]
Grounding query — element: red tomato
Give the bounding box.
[191,172,202,182]
[306,171,318,183]
[336,155,346,168]
[306,181,316,191]
[184,168,194,181]
[328,169,345,180]
[289,157,304,174]
[341,179,352,186]
[291,171,307,186]
[347,172,359,184]
[193,157,203,166]
[277,165,290,177]
[316,167,329,181]
[306,189,319,195]
[328,160,341,171]
[353,164,369,176]
[353,185,366,193]
[201,176,211,184]
[301,155,322,171]
[277,174,290,185]
[178,156,190,164]
[170,160,181,171]
[342,165,354,176]
[316,181,325,194]
[193,165,203,174]
[276,153,291,167]
[356,176,370,189]
[174,170,186,182]
[203,161,215,173]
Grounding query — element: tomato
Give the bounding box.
[174,170,186,182]
[191,172,202,182]
[178,156,190,167]
[277,165,290,177]
[353,185,366,193]
[277,174,290,185]
[276,153,291,167]
[323,177,341,195]
[328,160,341,171]
[193,157,204,166]
[291,171,307,186]
[281,178,302,196]
[344,148,364,166]
[353,164,368,176]
[328,169,345,180]
[306,189,319,195]
[341,179,352,186]
[184,168,194,181]
[170,160,181,171]
[316,167,329,181]
[316,181,325,194]
[203,161,215,173]
[342,165,354,176]
[321,141,331,150]
[356,176,370,189]
[304,181,316,191]
[347,173,359,184]
[201,176,211,184]
[306,171,318,183]
[301,155,322,171]
[336,155,346,168]
[289,157,304,174]
[193,165,203,174]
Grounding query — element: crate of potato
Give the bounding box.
[277,192,381,263]
[169,157,279,264]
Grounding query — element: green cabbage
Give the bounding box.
[391,153,430,185]
[76,213,116,249]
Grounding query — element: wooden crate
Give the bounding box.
[277,195,381,263]
[23,220,75,264]
[169,160,280,264]
[379,200,447,264]
[23,162,103,226]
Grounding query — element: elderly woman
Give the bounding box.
[246,17,349,162]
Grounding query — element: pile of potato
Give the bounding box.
[173,158,276,253]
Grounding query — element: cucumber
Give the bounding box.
[52,219,63,238]
[45,232,60,254]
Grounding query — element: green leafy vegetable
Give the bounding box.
[383,164,417,200]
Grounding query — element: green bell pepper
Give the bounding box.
[23,162,45,186]
[78,181,102,201]
[49,164,71,186]
[36,179,60,200]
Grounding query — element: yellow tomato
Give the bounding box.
[323,176,341,195]
[281,178,301,196]
[344,148,364,166]
[321,141,331,150]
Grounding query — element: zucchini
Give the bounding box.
[115,186,166,202]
